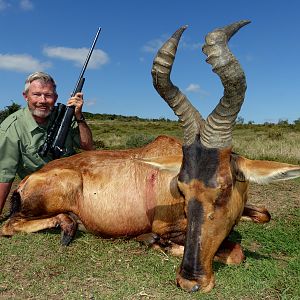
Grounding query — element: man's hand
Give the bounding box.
[67,92,84,120]
[66,92,94,150]
[0,182,12,217]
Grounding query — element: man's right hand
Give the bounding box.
[0,182,13,216]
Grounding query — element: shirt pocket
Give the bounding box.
[20,144,46,172]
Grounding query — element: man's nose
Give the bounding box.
[39,94,48,102]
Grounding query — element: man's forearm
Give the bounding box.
[78,122,94,150]
[0,182,13,215]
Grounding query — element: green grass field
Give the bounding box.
[0,119,299,299]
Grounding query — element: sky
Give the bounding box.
[0,0,299,124]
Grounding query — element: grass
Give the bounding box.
[0,119,299,299]
[0,204,299,300]
[89,119,182,149]
[233,125,300,164]
[90,119,300,164]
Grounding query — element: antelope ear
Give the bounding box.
[141,156,182,173]
[235,156,300,184]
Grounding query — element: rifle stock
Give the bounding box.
[38,103,66,157]
[50,105,75,158]
[38,28,101,159]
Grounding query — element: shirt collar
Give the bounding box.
[24,106,50,133]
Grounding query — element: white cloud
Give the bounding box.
[181,41,202,50]
[0,0,10,11]
[186,83,201,93]
[245,54,254,62]
[142,35,202,54]
[0,54,51,72]
[0,0,34,11]
[85,99,96,106]
[185,83,210,98]
[142,39,164,53]
[43,47,109,69]
[20,0,34,11]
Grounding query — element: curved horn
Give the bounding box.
[201,20,250,148]
[151,26,204,146]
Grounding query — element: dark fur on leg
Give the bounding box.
[60,214,78,246]
[61,225,78,246]
[9,191,22,217]
[136,232,160,247]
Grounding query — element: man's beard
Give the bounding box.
[30,106,52,118]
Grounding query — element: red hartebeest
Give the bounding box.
[1,20,300,293]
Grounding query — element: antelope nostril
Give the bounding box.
[191,284,200,292]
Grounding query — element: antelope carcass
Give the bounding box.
[1,20,300,293]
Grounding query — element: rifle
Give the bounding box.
[39,27,101,159]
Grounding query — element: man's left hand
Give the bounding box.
[67,92,84,119]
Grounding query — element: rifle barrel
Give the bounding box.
[72,27,102,96]
[39,27,101,159]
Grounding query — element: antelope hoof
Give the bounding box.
[241,204,271,224]
[0,222,15,237]
[60,224,78,246]
[0,231,13,238]
[136,232,160,247]
[176,274,199,293]
[176,272,215,293]
[61,231,75,246]
[60,219,78,246]
[214,240,245,265]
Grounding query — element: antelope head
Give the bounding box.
[152,19,300,292]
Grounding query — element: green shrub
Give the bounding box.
[93,140,106,149]
[0,101,21,124]
[125,134,155,148]
[267,128,284,140]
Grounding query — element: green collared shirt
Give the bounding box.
[0,106,80,182]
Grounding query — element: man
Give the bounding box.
[0,72,94,215]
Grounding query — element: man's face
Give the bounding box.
[23,80,58,121]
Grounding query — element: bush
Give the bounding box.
[267,128,284,140]
[93,140,106,149]
[125,134,155,148]
[0,102,21,124]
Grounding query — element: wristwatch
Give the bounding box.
[76,114,86,123]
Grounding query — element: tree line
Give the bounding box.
[0,102,22,124]
[1,101,299,126]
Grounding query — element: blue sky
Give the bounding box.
[0,0,299,124]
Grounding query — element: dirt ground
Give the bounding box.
[248,180,299,219]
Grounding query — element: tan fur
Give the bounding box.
[0,213,74,236]
[1,135,299,293]
[2,134,299,239]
